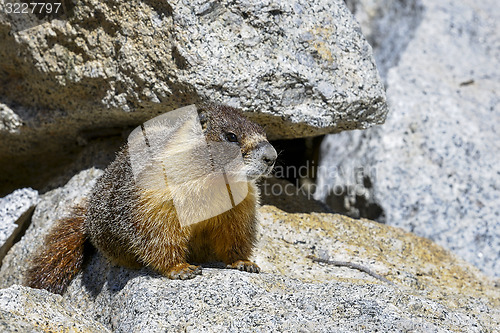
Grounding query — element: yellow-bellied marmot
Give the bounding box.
[26,104,277,294]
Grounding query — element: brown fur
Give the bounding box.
[187,183,258,264]
[25,104,276,293]
[26,206,87,295]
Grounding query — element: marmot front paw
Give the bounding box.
[167,263,202,280]
[227,260,260,273]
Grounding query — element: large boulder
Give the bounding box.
[0,170,498,331]
[0,0,387,194]
[315,0,500,276]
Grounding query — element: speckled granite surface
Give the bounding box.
[316,0,500,276]
[0,188,38,263]
[0,285,110,332]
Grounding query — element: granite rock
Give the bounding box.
[0,170,498,332]
[170,0,387,137]
[315,0,500,276]
[0,285,110,333]
[0,188,39,265]
[0,0,387,194]
[0,103,22,134]
[344,0,424,81]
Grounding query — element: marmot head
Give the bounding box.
[197,104,277,180]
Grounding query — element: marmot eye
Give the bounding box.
[226,132,238,142]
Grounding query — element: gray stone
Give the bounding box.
[344,0,424,81]
[0,103,22,134]
[0,188,39,265]
[315,0,500,276]
[171,0,387,137]
[63,266,495,332]
[0,285,110,333]
[1,170,498,332]
[0,0,387,194]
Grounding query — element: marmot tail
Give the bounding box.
[26,206,88,295]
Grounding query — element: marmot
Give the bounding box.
[26,104,277,294]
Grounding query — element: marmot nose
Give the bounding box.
[260,142,277,167]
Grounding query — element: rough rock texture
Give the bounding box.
[0,103,22,133]
[344,0,424,81]
[0,188,39,265]
[0,170,498,332]
[0,285,110,333]
[316,0,500,277]
[0,0,387,194]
